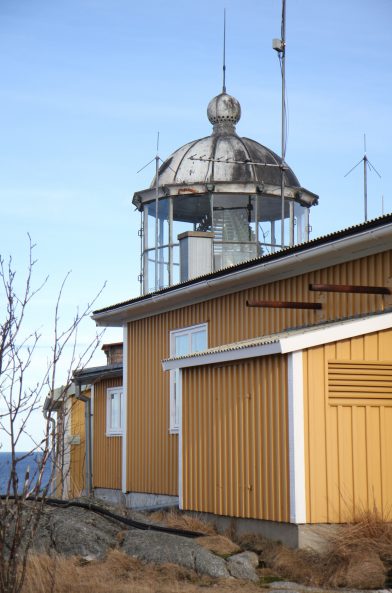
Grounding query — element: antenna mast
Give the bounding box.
[273,0,287,247]
[136,132,162,294]
[155,131,160,291]
[344,134,381,222]
[222,8,227,93]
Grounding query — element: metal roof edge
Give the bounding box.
[280,310,392,354]
[162,311,392,370]
[92,216,392,327]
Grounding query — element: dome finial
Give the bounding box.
[222,8,227,93]
[207,92,241,135]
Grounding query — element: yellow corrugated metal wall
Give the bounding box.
[127,249,392,495]
[69,396,87,497]
[93,377,122,489]
[303,328,392,523]
[182,356,290,521]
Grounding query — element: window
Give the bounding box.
[169,324,207,433]
[106,387,123,436]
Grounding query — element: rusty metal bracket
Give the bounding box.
[246,300,322,310]
[309,283,391,295]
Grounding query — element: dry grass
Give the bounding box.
[21,550,263,593]
[195,535,241,557]
[239,508,392,589]
[147,509,216,535]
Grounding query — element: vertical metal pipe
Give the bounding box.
[85,398,92,494]
[155,155,159,291]
[364,154,368,222]
[143,205,148,294]
[289,200,294,246]
[255,195,259,249]
[168,197,173,286]
[280,0,286,248]
[159,215,164,288]
[139,210,143,295]
[75,383,92,497]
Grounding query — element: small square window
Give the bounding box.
[106,387,123,436]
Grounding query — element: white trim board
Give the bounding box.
[122,323,128,493]
[288,352,306,524]
[162,311,392,371]
[178,369,183,509]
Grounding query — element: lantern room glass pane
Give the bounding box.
[294,202,306,244]
[144,247,169,292]
[172,194,212,240]
[212,194,258,268]
[172,245,180,285]
[212,194,256,241]
[146,198,170,249]
[257,195,292,252]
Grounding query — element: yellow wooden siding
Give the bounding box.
[303,328,392,523]
[181,356,289,521]
[93,378,122,489]
[69,396,87,497]
[127,249,392,495]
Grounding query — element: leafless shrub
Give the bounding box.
[0,237,104,593]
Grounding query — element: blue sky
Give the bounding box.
[0,1,390,448]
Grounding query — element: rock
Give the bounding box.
[336,551,386,590]
[121,529,229,578]
[196,535,241,557]
[227,551,259,582]
[46,506,120,558]
[237,533,267,554]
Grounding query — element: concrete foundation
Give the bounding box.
[190,511,338,550]
[93,488,335,550]
[93,488,178,511]
[125,491,179,510]
[94,488,125,507]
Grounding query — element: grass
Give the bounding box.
[238,508,392,589]
[21,550,264,593]
[147,509,216,535]
[196,534,241,557]
[21,506,392,591]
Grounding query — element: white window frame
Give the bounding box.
[106,386,123,436]
[169,323,208,434]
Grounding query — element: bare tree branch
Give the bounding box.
[0,237,105,593]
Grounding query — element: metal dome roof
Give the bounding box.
[150,92,300,189]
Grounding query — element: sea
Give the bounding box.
[0,452,52,495]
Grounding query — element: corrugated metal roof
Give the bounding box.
[73,362,122,384]
[162,310,392,364]
[94,213,392,316]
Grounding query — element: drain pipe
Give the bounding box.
[43,409,56,496]
[75,382,93,496]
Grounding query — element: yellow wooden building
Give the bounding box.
[48,343,123,502]
[56,88,392,546]
[92,213,392,545]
